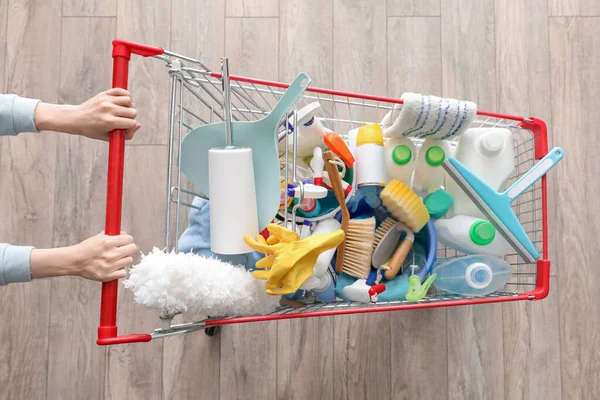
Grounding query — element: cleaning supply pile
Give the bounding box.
[124,69,564,318]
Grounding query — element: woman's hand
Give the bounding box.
[34,88,141,140]
[30,232,139,282]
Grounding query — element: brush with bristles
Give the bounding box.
[380,179,430,232]
[373,217,397,249]
[324,150,374,279]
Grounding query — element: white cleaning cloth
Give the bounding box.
[381,93,477,140]
[124,248,281,317]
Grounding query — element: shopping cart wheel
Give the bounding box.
[205,326,220,337]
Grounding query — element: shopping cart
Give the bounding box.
[96,40,551,346]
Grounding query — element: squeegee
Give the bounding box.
[442,147,564,264]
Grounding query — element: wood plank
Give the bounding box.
[496,2,562,399]
[549,0,600,16]
[226,0,278,17]
[0,1,61,398]
[387,17,442,96]
[549,17,600,400]
[331,3,390,400]
[161,2,225,399]
[276,317,335,400]
[219,321,278,400]
[62,0,117,16]
[386,16,447,400]
[279,0,333,86]
[390,309,447,400]
[276,4,335,399]
[447,305,505,400]
[0,0,6,91]
[105,145,167,400]
[219,16,279,400]
[442,2,504,399]
[44,17,116,400]
[503,278,562,400]
[116,0,171,145]
[333,314,391,400]
[387,0,440,16]
[441,0,496,110]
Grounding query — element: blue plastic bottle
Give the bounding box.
[432,255,513,296]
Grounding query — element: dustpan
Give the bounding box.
[180,73,311,230]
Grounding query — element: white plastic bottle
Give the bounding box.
[434,215,511,257]
[355,124,386,187]
[447,128,515,218]
[384,137,416,186]
[413,139,453,194]
[432,255,513,296]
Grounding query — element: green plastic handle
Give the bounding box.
[264,73,312,126]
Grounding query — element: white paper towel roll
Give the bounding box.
[209,147,259,254]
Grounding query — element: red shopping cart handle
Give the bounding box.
[97,40,164,346]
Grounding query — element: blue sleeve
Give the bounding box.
[0,94,41,136]
[0,243,33,286]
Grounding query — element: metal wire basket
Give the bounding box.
[96,40,551,345]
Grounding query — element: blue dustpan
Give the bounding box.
[180,73,311,230]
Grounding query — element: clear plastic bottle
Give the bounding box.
[432,255,513,296]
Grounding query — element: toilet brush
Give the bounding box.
[209,58,259,254]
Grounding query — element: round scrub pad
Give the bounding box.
[380,179,430,232]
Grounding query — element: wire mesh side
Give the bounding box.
[156,53,545,318]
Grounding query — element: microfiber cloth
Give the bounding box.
[336,272,410,302]
[178,197,264,270]
[381,93,477,140]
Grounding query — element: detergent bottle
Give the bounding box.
[447,127,514,218]
[432,255,513,296]
[434,215,511,257]
[278,102,331,156]
[413,139,453,194]
[384,137,416,186]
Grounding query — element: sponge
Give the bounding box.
[380,179,430,232]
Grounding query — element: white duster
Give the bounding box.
[124,248,280,317]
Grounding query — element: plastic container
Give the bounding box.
[384,137,416,186]
[447,127,514,218]
[434,215,511,257]
[355,124,386,187]
[432,255,513,296]
[413,139,453,194]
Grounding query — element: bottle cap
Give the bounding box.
[425,146,446,166]
[479,133,505,155]
[465,262,493,289]
[469,220,496,245]
[391,145,412,165]
[423,189,453,219]
[356,123,384,146]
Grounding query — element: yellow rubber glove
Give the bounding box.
[246,228,345,295]
[244,223,300,255]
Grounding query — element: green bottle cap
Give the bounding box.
[469,220,496,245]
[425,146,446,167]
[423,189,453,219]
[391,145,412,166]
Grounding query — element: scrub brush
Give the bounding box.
[324,150,374,279]
[380,179,430,232]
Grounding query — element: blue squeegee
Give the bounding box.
[442,147,564,264]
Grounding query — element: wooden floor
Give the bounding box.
[0,0,598,399]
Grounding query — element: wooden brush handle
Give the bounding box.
[324,151,349,273]
[384,239,413,280]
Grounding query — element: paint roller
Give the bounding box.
[208,58,259,254]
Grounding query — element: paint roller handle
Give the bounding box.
[505,147,564,201]
[98,40,163,346]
